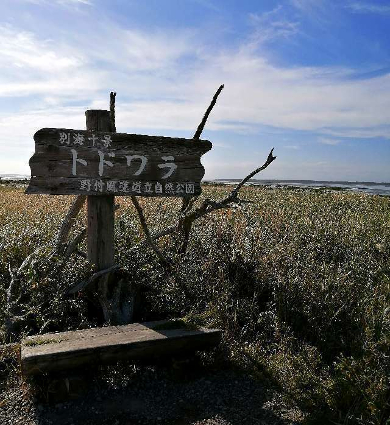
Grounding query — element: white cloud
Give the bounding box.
[1,17,390,178]
[290,0,326,14]
[189,50,390,138]
[318,137,341,145]
[0,107,87,146]
[321,126,390,139]
[0,26,82,73]
[0,25,95,100]
[190,0,220,12]
[0,23,193,99]
[24,0,92,6]
[59,0,92,4]
[347,2,390,14]
[106,28,194,71]
[249,6,300,45]
[0,106,87,174]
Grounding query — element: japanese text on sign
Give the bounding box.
[65,131,178,180]
[79,179,195,195]
[59,132,112,148]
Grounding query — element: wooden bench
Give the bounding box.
[21,320,221,377]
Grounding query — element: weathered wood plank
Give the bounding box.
[33,128,212,152]
[26,177,202,196]
[26,128,211,197]
[20,321,222,376]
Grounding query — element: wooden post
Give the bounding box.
[85,110,114,270]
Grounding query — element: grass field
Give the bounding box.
[0,182,389,424]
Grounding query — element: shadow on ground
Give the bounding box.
[1,349,304,425]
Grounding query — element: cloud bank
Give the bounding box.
[0,2,389,180]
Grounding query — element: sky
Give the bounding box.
[0,0,389,182]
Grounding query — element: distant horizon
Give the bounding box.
[1,173,389,186]
[212,178,390,185]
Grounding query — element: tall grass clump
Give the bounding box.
[131,185,390,424]
[0,182,389,423]
[0,185,91,339]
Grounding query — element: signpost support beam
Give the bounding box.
[85,110,115,270]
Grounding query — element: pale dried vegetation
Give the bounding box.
[0,182,389,424]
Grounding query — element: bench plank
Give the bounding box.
[21,321,221,376]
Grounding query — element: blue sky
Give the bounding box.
[0,0,389,182]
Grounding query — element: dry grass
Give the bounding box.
[0,182,389,424]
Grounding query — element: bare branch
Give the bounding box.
[193,84,224,140]
[67,264,119,295]
[188,148,276,219]
[180,84,224,240]
[63,228,87,260]
[181,195,198,214]
[230,148,276,198]
[130,225,177,252]
[174,149,276,254]
[55,195,86,253]
[184,196,198,213]
[131,196,172,266]
[131,148,276,254]
[180,85,224,220]
[110,91,116,132]
[6,264,16,314]
[17,247,43,274]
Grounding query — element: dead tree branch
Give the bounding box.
[67,264,120,294]
[132,225,177,249]
[63,228,87,260]
[55,195,86,254]
[186,148,276,221]
[131,196,172,267]
[17,247,43,274]
[6,264,19,315]
[5,263,34,340]
[229,148,276,198]
[181,84,224,215]
[110,91,116,132]
[130,85,226,256]
[176,138,274,252]
[193,84,224,140]
[132,148,276,254]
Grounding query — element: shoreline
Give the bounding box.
[1,178,389,196]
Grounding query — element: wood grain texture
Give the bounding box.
[85,110,115,271]
[85,109,113,132]
[87,194,114,269]
[20,321,222,376]
[26,128,211,197]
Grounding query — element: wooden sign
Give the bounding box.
[26,128,212,197]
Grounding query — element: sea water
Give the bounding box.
[1,175,389,197]
[211,179,390,197]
